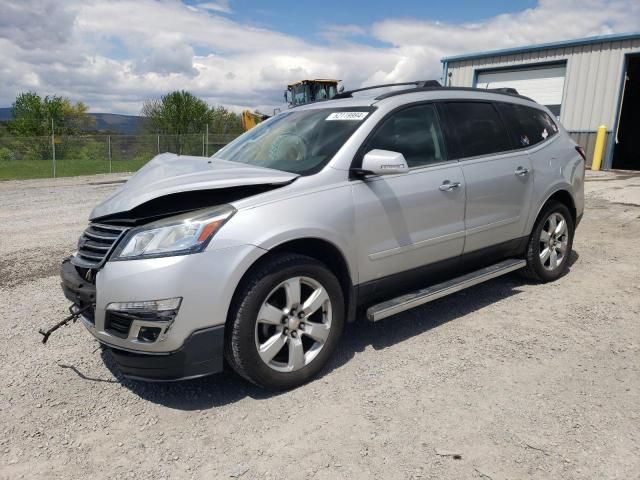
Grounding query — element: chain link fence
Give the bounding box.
[0,133,240,180]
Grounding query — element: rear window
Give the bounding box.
[496,103,559,148]
[445,102,512,158]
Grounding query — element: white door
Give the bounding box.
[476,64,566,117]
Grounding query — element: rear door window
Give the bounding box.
[496,103,559,148]
[365,104,447,168]
[444,102,512,158]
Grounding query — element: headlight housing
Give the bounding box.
[111,205,235,261]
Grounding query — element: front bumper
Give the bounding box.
[106,325,225,381]
[60,244,266,380]
[60,258,96,318]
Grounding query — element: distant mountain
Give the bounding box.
[89,112,142,135]
[0,108,143,135]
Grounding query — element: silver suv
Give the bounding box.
[61,82,585,389]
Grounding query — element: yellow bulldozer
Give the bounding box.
[285,79,341,107]
[241,79,342,131]
[241,110,270,131]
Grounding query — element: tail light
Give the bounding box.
[575,145,586,162]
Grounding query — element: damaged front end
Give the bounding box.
[60,152,298,316]
[47,153,297,380]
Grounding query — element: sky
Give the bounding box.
[1,0,639,115]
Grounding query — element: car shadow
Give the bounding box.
[72,251,579,410]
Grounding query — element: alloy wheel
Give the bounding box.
[539,212,569,271]
[254,276,332,372]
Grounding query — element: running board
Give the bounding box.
[366,259,526,322]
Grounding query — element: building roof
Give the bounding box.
[441,31,640,63]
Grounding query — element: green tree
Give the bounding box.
[209,106,243,135]
[7,92,95,160]
[8,92,93,136]
[141,90,213,154]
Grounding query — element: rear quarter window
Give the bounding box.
[496,103,559,148]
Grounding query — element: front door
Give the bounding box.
[351,103,466,296]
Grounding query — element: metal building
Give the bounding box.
[441,32,640,170]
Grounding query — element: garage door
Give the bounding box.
[476,64,566,117]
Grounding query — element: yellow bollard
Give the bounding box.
[591,125,607,171]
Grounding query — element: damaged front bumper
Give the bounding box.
[60,257,225,381]
[60,258,97,320]
[59,243,264,381]
[106,326,225,382]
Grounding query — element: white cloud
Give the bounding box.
[320,24,368,42]
[371,0,640,52]
[197,1,232,14]
[0,0,638,115]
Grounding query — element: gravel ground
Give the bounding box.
[1,171,639,480]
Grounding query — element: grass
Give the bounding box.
[0,157,152,181]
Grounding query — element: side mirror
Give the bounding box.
[357,149,409,176]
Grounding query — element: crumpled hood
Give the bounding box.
[90,153,298,220]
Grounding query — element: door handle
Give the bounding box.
[439,181,461,191]
[515,166,530,177]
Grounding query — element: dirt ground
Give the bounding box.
[0,171,639,480]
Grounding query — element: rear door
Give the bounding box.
[351,103,466,291]
[495,101,562,225]
[441,101,534,253]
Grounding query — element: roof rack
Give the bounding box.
[332,80,441,99]
[327,81,535,104]
[374,85,529,101]
[488,87,520,95]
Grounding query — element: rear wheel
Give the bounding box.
[225,253,344,390]
[521,201,574,282]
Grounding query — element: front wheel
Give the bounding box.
[225,253,344,390]
[521,201,574,282]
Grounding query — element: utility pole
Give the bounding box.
[51,118,56,178]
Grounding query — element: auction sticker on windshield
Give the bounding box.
[326,112,369,121]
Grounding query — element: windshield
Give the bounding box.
[288,83,338,106]
[291,84,309,106]
[213,107,373,175]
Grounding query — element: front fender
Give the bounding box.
[213,183,358,284]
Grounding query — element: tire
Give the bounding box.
[225,253,345,390]
[521,201,574,282]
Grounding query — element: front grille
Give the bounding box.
[105,311,133,338]
[71,223,128,269]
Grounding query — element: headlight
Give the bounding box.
[112,205,235,261]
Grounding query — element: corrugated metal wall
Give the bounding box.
[446,38,640,132]
[567,131,614,169]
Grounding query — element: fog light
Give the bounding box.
[138,327,162,343]
[104,298,181,341]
